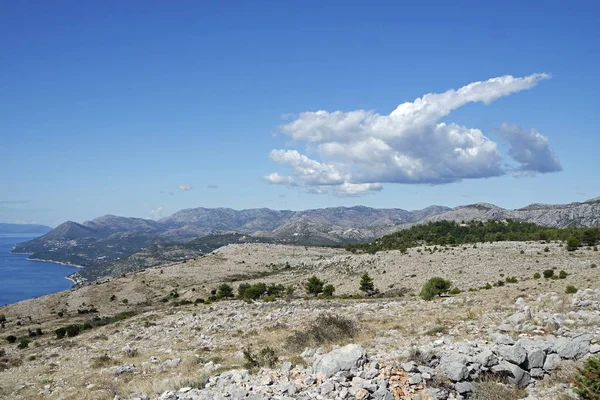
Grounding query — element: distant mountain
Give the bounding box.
[11,197,600,272]
[0,223,53,235]
[423,197,600,228]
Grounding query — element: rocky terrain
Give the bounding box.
[1,240,599,399]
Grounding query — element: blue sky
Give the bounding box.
[1,0,598,227]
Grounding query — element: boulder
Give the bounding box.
[491,362,530,387]
[554,337,590,359]
[499,344,527,365]
[543,354,561,371]
[313,344,368,378]
[476,350,498,367]
[523,348,545,370]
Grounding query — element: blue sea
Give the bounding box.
[0,234,78,306]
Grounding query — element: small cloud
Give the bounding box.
[178,184,193,191]
[149,207,163,220]
[207,184,219,189]
[264,172,296,185]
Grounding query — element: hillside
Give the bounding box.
[1,239,600,399]
[0,223,52,235]
[10,197,600,271]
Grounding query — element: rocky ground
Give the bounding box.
[0,241,599,399]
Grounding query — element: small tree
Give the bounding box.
[567,236,580,251]
[323,284,335,297]
[420,277,452,301]
[359,273,374,293]
[216,283,234,299]
[237,283,251,298]
[305,275,324,296]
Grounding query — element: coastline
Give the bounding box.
[28,257,86,269]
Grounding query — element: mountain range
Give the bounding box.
[11,197,600,273]
[0,223,53,235]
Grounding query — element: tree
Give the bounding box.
[305,275,324,296]
[567,236,580,251]
[582,229,599,247]
[237,283,251,298]
[323,284,335,297]
[419,277,452,301]
[359,273,374,293]
[216,283,234,299]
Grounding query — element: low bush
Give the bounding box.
[243,346,277,370]
[566,285,578,294]
[449,288,461,295]
[419,277,452,300]
[322,284,335,297]
[533,272,541,279]
[591,263,597,269]
[17,339,29,349]
[558,270,568,279]
[574,353,600,399]
[471,378,527,399]
[216,284,234,299]
[505,276,518,283]
[5,335,17,344]
[285,313,358,351]
[543,269,555,278]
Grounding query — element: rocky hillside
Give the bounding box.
[1,240,599,399]
[425,197,600,228]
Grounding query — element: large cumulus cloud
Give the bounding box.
[265,73,561,195]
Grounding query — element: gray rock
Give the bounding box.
[492,334,515,345]
[543,353,561,371]
[401,361,418,372]
[372,386,394,400]
[523,348,545,370]
[319,382,335,395]
[499,344,527,365]
[530,367,545,378]
[454,381,472,394]
[590,344,600,354]
[104,365,137,375]
[477,350,498,367]
[555,337,590,359]
[422,388,448,400]
[409,373,422,384]
[313,344,367,378]
[443,361,469,382]
[492,362,530,387]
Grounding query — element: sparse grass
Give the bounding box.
[471,379,528,399]
[92,354,115,368]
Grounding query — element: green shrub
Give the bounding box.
[449,287,461,295]
[239,282,267,300]
[6,335,17,344]
[558,270,568,279]
[237,283,251,298]
[65,324,81,337]
[471,379,527,399]
[419,277,452,300]
[505,276,518,283]
[544,246,550,252]
[567,236,580,251]
[305,275,324,296]
[566,285,578,294]
[483,283,492,290]
[17,339,29,349]
[519,250,525,254]
[216,284,234,299]
[592,264,598,269]
[285,313,358,351]
[574,353,600,399]
[359,273,374,293]
[533,272,541,279]
[322,284,335,297]
[55,327,66,339]
[243,346,277,370]
[0,314,5,323]
[543,269,555,279]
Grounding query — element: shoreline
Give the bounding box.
[28,258,86,269]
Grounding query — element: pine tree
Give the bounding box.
[359,273,374,293]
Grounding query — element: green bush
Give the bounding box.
[543,269,555,279]
[55,327,66,339]
[449,287,461,295]
[305,275,325,296]
[359,273,374,293]
[0,314,5,323]
[505,276,518,283]
[65,324,81,337]
[544,246,550,252]
[17,339,29,349]
[566,285,578,294]
[519,250,525,254]
[285,313,358,351]
[6,335,17,344]
[533,272,541,279]
[592,264,597,269]
[567,236,580,251]
[574,353,600,399]
[238,283,267,300]
[322,284,335,297]
[216,283,234,299]
[237,283,251,298]
[558,270,568,279]
[419,277,452,300]
[483,283,493,290]
[243,346,277,370]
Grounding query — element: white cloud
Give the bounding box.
[177,184,193,191]
[263,172,296,185]
[495,123,562,175]
[266,73,558,195]
[207,184,219,189]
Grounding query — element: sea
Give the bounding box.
[0,234,78,306]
